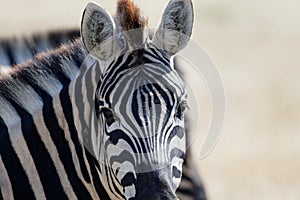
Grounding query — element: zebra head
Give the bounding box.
[81,0,193,199]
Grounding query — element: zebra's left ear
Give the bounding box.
[81,2,122,61]
[152,0,194,56]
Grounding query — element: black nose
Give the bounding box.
[134,171,178,200]
[135,188,179,200]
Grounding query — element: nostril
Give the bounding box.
[121,172,136,186]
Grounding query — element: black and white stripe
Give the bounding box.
[0,40,103,199]
[92,48,187,199]
[0,0,207,199]
[0,32,206,200]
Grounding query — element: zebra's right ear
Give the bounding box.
[152,0,193,56]
[81,2,118,61]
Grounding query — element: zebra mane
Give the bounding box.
[0,38,83,76]
[116,0,148,47]
[0,39,85,105]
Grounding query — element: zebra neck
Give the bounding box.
[0,38,102,154]
[0,38,111,199]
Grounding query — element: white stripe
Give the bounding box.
[34,70,63,97]
[71,79,102,198]
[68,61,101,199]
[0,97,46,200]
[31,104,78,200]
[111,70,143,160]
[145,64,184,96]
[60,59,80,81]
[4,80,78,199]
[113,161,135,181]
[53,90,98,199]
[124,184,136,199]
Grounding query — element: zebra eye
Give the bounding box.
[176,101,188,120]
[101,107,115,126]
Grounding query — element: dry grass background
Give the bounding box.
[0,0,300,199]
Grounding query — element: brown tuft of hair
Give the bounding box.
[116,0,147,31]
[116,0,147,47]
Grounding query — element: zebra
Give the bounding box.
[0,30,206,200]
[0,0,206,199]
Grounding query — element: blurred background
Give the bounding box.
[0,0,299,199]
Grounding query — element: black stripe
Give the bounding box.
[108,130,138,153]
[139,54,159,65]
[0,188,3,200]
[167,127,185,155]
[85,148,110,199]
[0,117,35,200]
[73,61,94,158]
[109,150,135,167]
[148,83,174,145]
[104,164,121,198]
[43,51,93,190]
[20,74,94,199]
[101,54,133,106]
[59,83,93,200]
[152,83,173,112]
[106,163,125,199]
[132,87,143,127]
[6,99,68,199]
[99,55,123,94]
[121,172,136,187]
[148,48,170,66]
[150,84,163,132]
[170,148,185,160]
[172,166,181,179]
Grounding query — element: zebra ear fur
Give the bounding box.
[81,2,117,61]
[152,0,194,56]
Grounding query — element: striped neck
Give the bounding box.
[0,38,113,199]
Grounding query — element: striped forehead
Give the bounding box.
[98,48,185,99]
[99,63,185,139]
[99,57,185,107]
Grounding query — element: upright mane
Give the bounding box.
[116,0,147,31]
[116,0,147,47]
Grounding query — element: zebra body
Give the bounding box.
[0,0,206,199]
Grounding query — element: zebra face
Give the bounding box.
[97,49,187,193]
[81,0,193,199]
[95,51,188,199]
